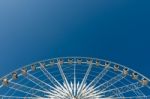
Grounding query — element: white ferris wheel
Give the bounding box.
[0,57,150,99]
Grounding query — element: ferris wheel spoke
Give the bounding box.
[82,95,100,99]
[39,62,71,97]
[39,63,65,89]
[7,81,49,97]
[133,88,145,96]
[25,73,55,91]
[124,77,146,97]
[100,82,143,97]
[86,66,109,89]
[47,83,75,99]
[48,89,72,99]
[48,90,68,97]
[57,63,73,97]
[82,73,124,98]
[110,96,150,99]
[94,74,124,92]
[48,84,71,97]
[0,95,38,99]
[77,64,93,96]
[47,91,68,99]
[81,91,101,99]
[26,73,69,98]
[81,82,124,98]
[80,67,110,97]
[73,60,77,96]
[26,73,70,96]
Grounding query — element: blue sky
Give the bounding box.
[0,0,150,78]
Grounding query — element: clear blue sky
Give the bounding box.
[0,0,150,78]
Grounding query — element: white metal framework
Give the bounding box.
[0,57,150,99]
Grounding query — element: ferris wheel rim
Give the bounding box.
[0,56,149,82]
[0,56,150,99]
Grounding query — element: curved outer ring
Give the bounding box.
[0,56,149,88]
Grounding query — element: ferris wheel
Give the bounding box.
[0,57,150,99]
